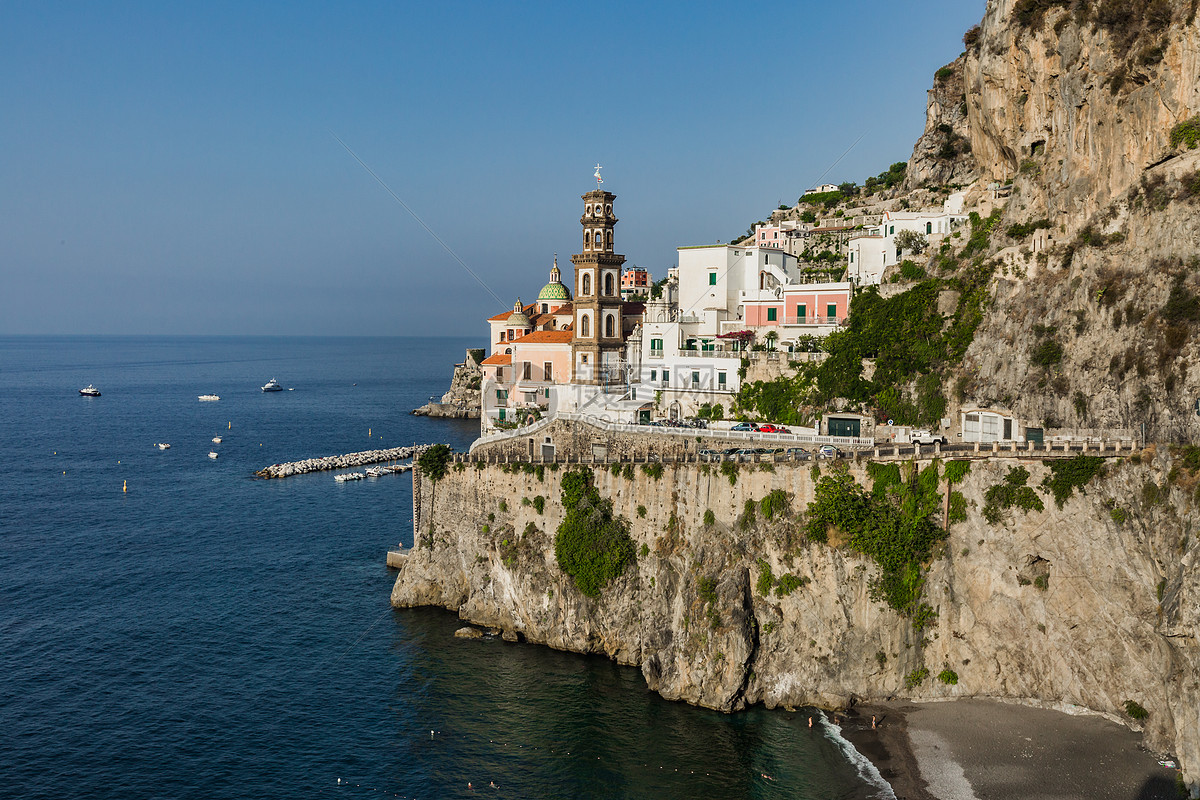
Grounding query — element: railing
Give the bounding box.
[649,348,664,359]
[783,316,843,326]
[678,349,743,359]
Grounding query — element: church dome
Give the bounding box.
[537,256,572,303]
[506,298,531,328]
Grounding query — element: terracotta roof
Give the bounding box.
[513,330,573,344]
[481,353,512,366]
[488,302,537,322]
[623,302,646,315]
[552,302,572,315]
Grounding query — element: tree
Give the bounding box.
[894,229,928,254]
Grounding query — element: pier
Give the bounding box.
[256,444,433,479]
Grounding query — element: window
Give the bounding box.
[545,387,550,398]
[606,237,612,252]
[650,369,657,381]
[499,331,506,342]
[496,389,507,401]
[541,303,548,313]
[543,362,553,381]
[926,222,932,234]
[581,354,589,364]
[850,252,854,263]
[718,372,726,387]
[496,367,503,381]
[582,274,591,295]
[889,225,894,235]
[585,203,592,216]
[604,314,615,338]
[708,272,717,285]
[595,230,604,249]
[796,304,806,320]
[580,314,590,337]
[651,338,663,350]
[498,409,505,421]
[604,273,614,296]
[523,362,531,380]
[767,308,777,322]
[692,371,700,385]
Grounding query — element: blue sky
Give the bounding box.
[2,1,986,336]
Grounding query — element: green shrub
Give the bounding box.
[1170,116,1200,149]
[905,667,930,689]
[1110,507,1128,524]
[739,499,757,531]
[875,650,888,669]
[1124,700,1149,721]
[553,469,635,597]
[1042,455,1106,507]
[759,489,791,520]
[756,559,775,596]
[935,66,954,81]
[948,491,968,524]
[417,444,453,482]
[775,574,808,597]
[499,500,508,513]
[720,460,738,486]
[944,460,972,484]
[804,470,946,626]
[1007,219,1051,238]
[1031,338,1064,369]
[1033,574,1048,590]
[622,464,635,481]
[983,466,1045,523]
[937,668,959,685]
[637,504,647,518]
[532,495,545,515]
[642,463,664,480]
[703,509,716,527]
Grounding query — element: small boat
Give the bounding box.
[208,451,219,459]
[364,467,386,478]
[211,436,222,444]
[79,385,101,397]
[198,394,220,402]
[156,443,171,450]
[261,378,283,392]
[334,472,366,482]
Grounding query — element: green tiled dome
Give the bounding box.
[538,281,571,301]
[537,257,572,303]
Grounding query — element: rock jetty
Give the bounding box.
[256,444,432,479]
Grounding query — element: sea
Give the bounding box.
[0,336,891,800]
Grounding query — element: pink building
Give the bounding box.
[743,283,851,329]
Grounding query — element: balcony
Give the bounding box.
[782,316,843,326]
[649,348,664,359]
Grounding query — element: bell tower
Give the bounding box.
[570,187,626,385]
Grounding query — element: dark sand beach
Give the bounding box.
[841,699,1181,800]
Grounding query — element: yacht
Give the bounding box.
[79,385,101,397]
[156,443,171,450]
[198,394,220,402]
[208,451,219,459]
[261,378,283,392]
[212,436,222,444]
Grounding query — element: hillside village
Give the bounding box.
[470,164,1057,449]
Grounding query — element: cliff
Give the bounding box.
[412,350,482,419]
[393,452,1199,791]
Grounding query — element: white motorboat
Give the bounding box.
[334,472,365,482]
[208,451,219,459]
[79,385,101,397]
[156,443,171,450]
[212,436,222,444]
[261,378,283,392]
[198,395,220,402]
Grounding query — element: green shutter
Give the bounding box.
[827,303,836,319]
[767,308,776,321]
[708,272,717,285]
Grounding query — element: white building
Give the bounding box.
[847,203,969,286]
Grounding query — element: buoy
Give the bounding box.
[369,428,371,437]
[123,480,127,493]
[228,421,231,430]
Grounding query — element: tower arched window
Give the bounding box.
[595,230,604,250]
[582,273,591,295]
[580,314,590,338]
[584,231,591,249]
[604,314,615,338]
[606,237,613,252]
[604,273,614,296]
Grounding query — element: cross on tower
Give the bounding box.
[594,164,603,186]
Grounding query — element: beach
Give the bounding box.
[841,699,1181,800]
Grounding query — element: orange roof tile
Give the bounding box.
[488,303,537,322]
[481,353,512,366]
[513,330,573,344]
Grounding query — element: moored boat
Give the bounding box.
[261,378,283,392]
[198,394,220,402]
[156,443,171,450]
[79,385,101,397]
[208,451,219,459]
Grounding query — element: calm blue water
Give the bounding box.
[0,336,885,799]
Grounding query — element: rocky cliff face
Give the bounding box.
[393,455,1199,791]
[413,355,482,419]
[904,53,980,190]
[942,0,1200,228]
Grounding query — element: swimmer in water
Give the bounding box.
[808,716,813,728]
[872,715,877,729]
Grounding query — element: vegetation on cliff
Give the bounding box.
[554,468,635,597]
[804,462,946,629]
[417,444,452,482]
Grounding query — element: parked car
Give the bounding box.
[698,448,720,459]
[911,429,948,445]
[731,422,760,432]
[818,444,840,459]
[759,424,790,434]
[786,447,811,460]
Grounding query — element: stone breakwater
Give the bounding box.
[256,444,433,479]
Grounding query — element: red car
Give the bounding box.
[759,424,790,434]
